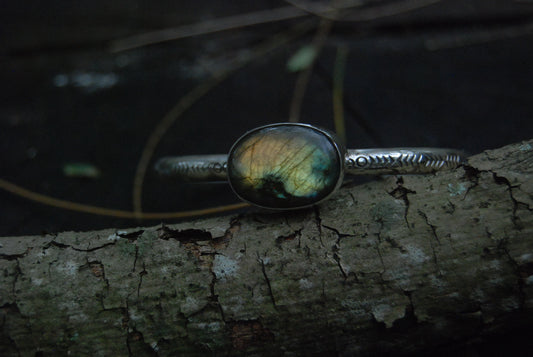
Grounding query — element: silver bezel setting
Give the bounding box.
[227,122,346,210]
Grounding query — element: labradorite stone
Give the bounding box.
[228,124,342,209]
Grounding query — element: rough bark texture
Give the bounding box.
[1,139,532,356]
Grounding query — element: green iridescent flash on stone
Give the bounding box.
[228,124,343,209]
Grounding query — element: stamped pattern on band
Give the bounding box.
[155,156,228,181]
[345,153,464,171]
[208,162,228,174]
[174,161,227,175]
[157,149,465,180]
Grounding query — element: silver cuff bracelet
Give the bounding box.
[155,123,466,209]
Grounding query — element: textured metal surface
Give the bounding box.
[155,155,228,181]
[156,148,466,181]
[344,148,466,175]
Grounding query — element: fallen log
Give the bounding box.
[1,139,532,356]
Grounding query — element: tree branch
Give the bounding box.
[1,139,532,356]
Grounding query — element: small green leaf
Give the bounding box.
[286,45,318,72]
[63,163,101,179]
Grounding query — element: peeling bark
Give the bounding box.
[1,139,533,356]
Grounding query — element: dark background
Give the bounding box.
[1,0,533,237]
